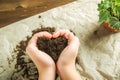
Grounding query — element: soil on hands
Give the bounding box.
[11,27,68,80]
[37,36,68,62]
[34,27,68,62]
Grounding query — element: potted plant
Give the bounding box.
[98,0,120,32]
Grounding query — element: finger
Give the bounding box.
[34,31,52,38]
[53,29,76,45]
[53,29,70,38]
[28,31,52,46]
[66,32,75,44]
[62,37,80,55]
[28,35,38,47]
[59,37,80,61]
[68,36,80,51]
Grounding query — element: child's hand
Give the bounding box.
[26,30,82,80]
[53,29,79,66]
[53,30,81,80]
[26,32,56,80]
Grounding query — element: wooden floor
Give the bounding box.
[0,0,75,28]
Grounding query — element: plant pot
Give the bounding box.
[103,22,120,33]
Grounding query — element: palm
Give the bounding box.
[26,31,55,69]
[37,50,55,67]
[58,36,79,65]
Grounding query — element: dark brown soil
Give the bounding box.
[37,36,68,62]
[11,27,68,80]
[33,27,68,62]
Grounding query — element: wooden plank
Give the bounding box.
[0,0,75,28]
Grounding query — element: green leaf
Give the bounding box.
[99,10,111,23]
[104,0,111,9]
[98,0,111,10]
[109,17,120,30]
[98,0,120,25]
[115,0,120,6]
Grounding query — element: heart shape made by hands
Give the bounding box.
[37,36,68,62]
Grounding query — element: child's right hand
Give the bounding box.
[53,30,81,80]
[53,29,80,66]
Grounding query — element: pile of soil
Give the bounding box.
[33,27,68,62]
[11,27,68,80]
[37,35,68,62]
